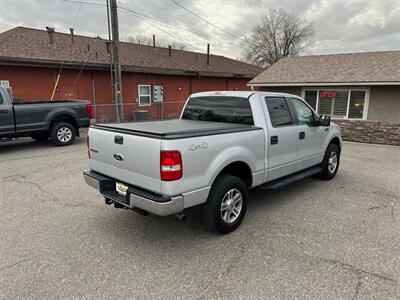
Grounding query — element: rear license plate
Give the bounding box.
[116,182,128,196]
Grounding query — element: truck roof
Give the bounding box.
[190,91,300,99]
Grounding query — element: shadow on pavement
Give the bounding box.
[90,177,320,245]
[0,136,86,154]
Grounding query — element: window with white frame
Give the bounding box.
[303,89,368,119]
[138,85,151,106]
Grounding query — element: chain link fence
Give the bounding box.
[92,101,185,123]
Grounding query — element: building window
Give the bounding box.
[349,91,366,119]
[304,90,317,110]
[302,88,368,120]
[138,85,151,106]
[319,90,348,118]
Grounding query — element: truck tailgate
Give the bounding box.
[88,127,162,194]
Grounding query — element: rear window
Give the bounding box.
[182,96,254,125]
[265,97,292,127]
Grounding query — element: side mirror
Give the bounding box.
[319,115,331,126]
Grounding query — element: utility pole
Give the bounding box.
[109,0,123,122]
[106,0,115,119]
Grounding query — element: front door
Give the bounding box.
[0,89,14,136]
[263,96,298,181]
[289,97,328,171]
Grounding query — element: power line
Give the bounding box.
[118,8,201,51]
[51,0,84,100]
[59,0,248,51]
[59,0,105,7]
[68,16,108,95]
[170,0,265,51]
[170,0,244,42]
[117,1,246,50]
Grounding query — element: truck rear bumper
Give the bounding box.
[83,170,184,216]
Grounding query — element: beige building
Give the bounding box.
[248,51,400,145]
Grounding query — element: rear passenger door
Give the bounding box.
[289,97,327,171]
[263,96,298,181]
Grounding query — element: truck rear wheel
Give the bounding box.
[203,175,248,234]
[50,122,76,146]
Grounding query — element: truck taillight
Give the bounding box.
[160,151,182,181]
[87,135,91,159]
[87,104,93,119]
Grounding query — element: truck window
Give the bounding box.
[290,98,315,126]
[265,97,292,127]
[182,96,254,125]
[0,92,3,104]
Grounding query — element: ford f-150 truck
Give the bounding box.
[0,86,91,146]
[84,91,341,234]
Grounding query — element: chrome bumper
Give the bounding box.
[83,170,184,216]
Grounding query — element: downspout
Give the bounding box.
[91,71,97,121]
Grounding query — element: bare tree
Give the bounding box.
[125,35,187,50]
[242,9,314,67]
[126,35,152,45]
[170,41,187,50]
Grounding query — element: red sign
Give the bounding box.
[320,91,336,97]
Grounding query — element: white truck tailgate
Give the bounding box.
[88,127,162,193]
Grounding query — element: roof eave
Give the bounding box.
[0,57,257,78]
[247,82,400,87]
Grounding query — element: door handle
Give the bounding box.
[0,109,9,114]
[270,136,278,145]
[299,131,305,140]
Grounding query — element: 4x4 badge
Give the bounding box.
[187,142,208,151]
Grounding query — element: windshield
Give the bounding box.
[181,96,254,125]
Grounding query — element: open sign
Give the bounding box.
[320,91,337,97]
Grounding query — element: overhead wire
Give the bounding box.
[59,0,248,51]
[51,0,84,100]
[118,8,201,51]
[67,16,109,95]
[170,0,265,51]
[117,1,246,50]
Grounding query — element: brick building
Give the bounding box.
[249,51,400,145]
[0,27,262,122]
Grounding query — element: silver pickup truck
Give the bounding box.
[84,91,341,234]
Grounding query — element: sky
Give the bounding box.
[0,0,399,60]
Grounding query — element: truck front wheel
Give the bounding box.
[50,122,76,146]
[318,143,340,180]
[203,175,248,234]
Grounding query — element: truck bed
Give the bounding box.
[12,100,86,105]
[93,119,262,140]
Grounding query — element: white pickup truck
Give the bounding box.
[84,91,341,234]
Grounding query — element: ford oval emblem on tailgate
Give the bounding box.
[113,153,124,161]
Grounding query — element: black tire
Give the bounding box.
[203,175,248,234]
[318,143,340,180]
[50,122,76,146]
[30,133,49,142]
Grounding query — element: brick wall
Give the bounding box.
[333,119,400,146]
[0,65,251,122]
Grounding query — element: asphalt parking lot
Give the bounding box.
[1,133,399,299]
